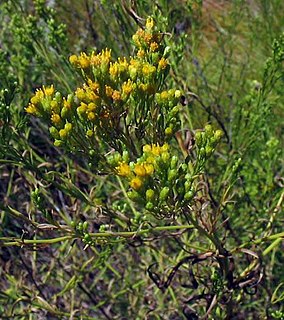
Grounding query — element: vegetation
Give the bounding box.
[0,0,283,319]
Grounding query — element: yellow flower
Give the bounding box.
[63,98,71,110]
[112,90,121,101]
[87,79,100,91]
[86,129,94,137]
[51,113,61,124]
[69,55,78,65]
[161,143,169,153]
[151,144,161,156]
[87,102,96,111]
[150,42,159,52]
[146,156,156,164]
[132,34,141,47]
[77,102,87,115]
[144,163,154,175]
[59,128,68,139]
[160,91,169,101]
[137,49,145,58]
[143,144,152,153]
[87,112,95,121]
[100,48,112,64]
[118,57,128,71]
[43,85,54,96]
[25,103,38,115]
[91,53,101,66]
[116,162,131,177]
[130,177,143,190]
[143,32,153,45]
[105,85,114,98]
[30,89,44,105]
[86,89,99,102]
[122,79,134,96]
[146,17,154,30]
[142,64,156,77]
[78,52,90,69]
[158,57,168,70]
[75,88,86,100]
[134,164,146,177]
[109,62,119,77]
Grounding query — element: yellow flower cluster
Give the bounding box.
[69,49,112,70]
[26,17,181,163]
[115,143,169,191]
[65,22,172,136]
[26,85,55,116]
[132,17,162,52]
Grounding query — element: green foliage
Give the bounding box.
[0,1,283,319]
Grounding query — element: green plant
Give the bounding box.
[0,1,283,319]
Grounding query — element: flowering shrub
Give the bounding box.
[26,18,222,223]
[1,2,283,318]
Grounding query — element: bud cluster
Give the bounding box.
[194,125,223,172]
[107,138,221,219]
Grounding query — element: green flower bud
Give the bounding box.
[99,224,106,232]
[50,100,60,113]
[168,89,175,97]
[165,127,173,136]
[159,186,170,201]
[113,152,122,164]
[84,233,91,242]
[180,163,188,172]
[64,122,72,132]
[169,105,180,117]
[146,189,155,201]
[145,202,154,211]
[127,191,139,201]
[83,221,88,231]
[214,130,223,141]
[55,91,62,103]
[168,169,177,182]
[54,139,63,147]
[205,124,213,136]
[59,128,68,139]
[89,150,96,157]
[184,190,194,201]
[195,131,203,146]
[170,156,178,169]
[67,93,74,103]
[185,173,192,181]
[100,62,109,75]
[61,106,69,119]
[129,66,137,80]
[122,150,130,162]
[155,93,161,104]
[199,147,206,158]
[184,180,192,192]
[49,126,59,139]
[205,145,214,156]
[175,90,182,98]
[161,151,170,162]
